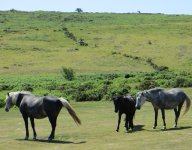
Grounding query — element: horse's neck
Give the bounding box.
[16,93,26,107]
[145,95,156,103]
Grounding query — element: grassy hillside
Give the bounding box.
[0,11,192,75]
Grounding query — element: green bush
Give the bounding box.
[44,81,58,91]
[156,66,169,71]
[164,78,192,88]
[0,84,15,91]
[0,98,5,108]
[135,80,160,90]
[61,67,75,81]
[144,76,152,80]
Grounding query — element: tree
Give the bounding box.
[61,67,75,81]
[75,8,83,13]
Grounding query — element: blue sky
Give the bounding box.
[1,0,192,15]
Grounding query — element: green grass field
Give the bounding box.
[0,11,192,75]
[0,88,192,150]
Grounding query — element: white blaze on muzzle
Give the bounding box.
[136,92,147,109]
[5,93,16,112]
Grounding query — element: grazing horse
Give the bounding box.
[136,88,191,130]
[4,91,81,141]
[113,94,136,132]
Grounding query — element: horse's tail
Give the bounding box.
[182,94,191,116]
[59,98,81,125]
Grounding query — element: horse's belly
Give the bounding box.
[31,113,47,119]
[27,107,47,119]
[155,102,179,109]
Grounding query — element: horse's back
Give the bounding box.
[165,88,187,100]
[43,96,63,117]
[20,95,62,119]
[123,96,136,112]
[152,88,187,109]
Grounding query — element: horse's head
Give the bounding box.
[5,92,18,112]
[113,96,123,113]
[136,91,147,110]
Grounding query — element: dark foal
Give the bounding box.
[113,94,136,132]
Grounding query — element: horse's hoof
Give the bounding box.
[33,137,36,140]
[48,138,52,142]
[152,126,156,129]
[116,130,119,132]
[173,125,177,128]
[24,136,28,140]
[163,126,166,130]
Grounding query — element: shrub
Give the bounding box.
[0,84,15,91]
[156,79,167,86]
[135,80,160,90]
[144,76,152,80]
[61,67,75,81]
[179,71,191,76]
[45,81,58,91]
[0,98,6,108]
[146,57,152,63]
[22,83,34,92]
[78,38,88,46]
[11,83,34,92]
[186,80,192,87]
[164,78,192,88]
[156,66,169,71]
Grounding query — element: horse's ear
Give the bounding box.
[7,93,9,96]
[143,91,148,95]
[143,91,147,95]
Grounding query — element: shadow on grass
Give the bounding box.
[147,126,192,132]
[164,126,192,131]
[126,125,145,133]
[15,139,86,144]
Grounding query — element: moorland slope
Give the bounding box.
[0,11,192,75]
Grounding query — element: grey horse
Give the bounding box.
[5,91,81,141]
[136,88,191,130]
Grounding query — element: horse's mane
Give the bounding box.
[7,91,32,105]
[147,88,165,94]
[9,91,31,96]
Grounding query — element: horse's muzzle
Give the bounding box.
[5,107,9,112]
[136,106,140,110]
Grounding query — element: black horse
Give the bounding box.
[113,94,136,132]
[5,91,81,141]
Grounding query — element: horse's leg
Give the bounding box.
[174,103,183,128]
[124,117,127,128]
[48,116,57,141]
[130,113,134,130]
[131,109,136,129]
[161,109,166,130]
[173,108,178,128]
[116,113,122,132]
[125,114,129,132]
[23,115,29,140]
[127,114,133,131]
[30,117,37,139]
[152,108,158,129]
